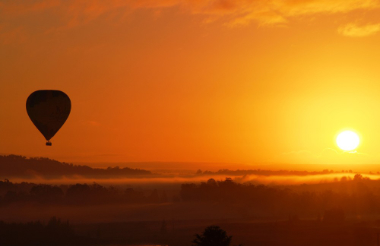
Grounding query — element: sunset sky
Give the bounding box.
[2,0,380,169]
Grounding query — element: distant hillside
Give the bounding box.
[0,155,152,179]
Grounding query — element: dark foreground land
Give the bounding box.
[2,218,380,246]
[74,219,380,246]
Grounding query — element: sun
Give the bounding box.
[336,130,360,151]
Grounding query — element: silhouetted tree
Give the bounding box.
[192,226,241,246]
[354,173,363,181]
[207,178,217,186]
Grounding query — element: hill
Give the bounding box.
[0,155,152,179]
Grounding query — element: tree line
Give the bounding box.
[1,173,380,219]
[0,180,168,205]
[181,175,380,219]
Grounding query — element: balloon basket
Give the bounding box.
[46,141,52,146]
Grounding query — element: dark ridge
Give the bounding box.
[0,155,152,179]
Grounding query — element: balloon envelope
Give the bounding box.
[26,90,71,144]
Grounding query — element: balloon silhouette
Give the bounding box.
[26,90,71,146]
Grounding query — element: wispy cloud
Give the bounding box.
[338,23,380,37]
[197,0,380,26]
[1,0,380,36]
[271,0,379,16]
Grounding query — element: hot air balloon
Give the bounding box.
[26,90,71,146]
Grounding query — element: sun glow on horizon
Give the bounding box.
[336,130,360,151]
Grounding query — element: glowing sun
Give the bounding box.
[336,130,360,151]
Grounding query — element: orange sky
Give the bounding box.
[2,0,380,169]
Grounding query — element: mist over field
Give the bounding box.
[3,155,379,186]
[1,155,380,245]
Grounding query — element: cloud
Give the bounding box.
[338,23,380,37]
[1,0,380,34]
[186,0,380,26]
[271,0,380,16]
